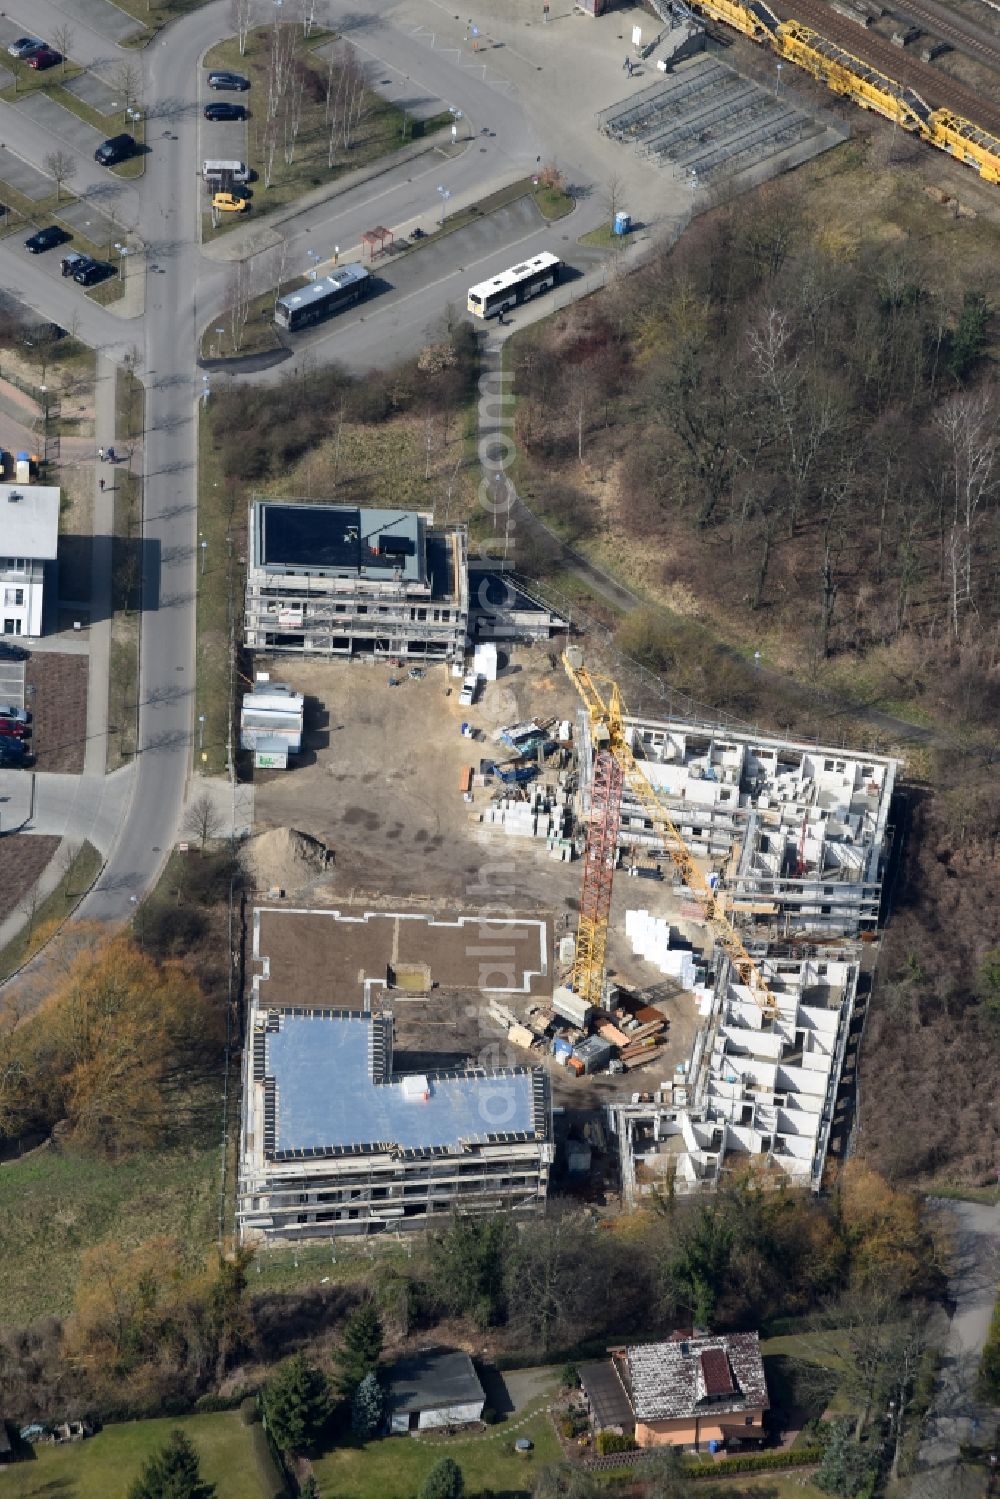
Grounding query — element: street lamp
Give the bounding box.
[201,374,210,407]
[306,248,321,281]
[113,241,130,281]
[39,384,47,456]
[775,61,782,97]
[198,713,206,749]
[437,185,451,225]
[200,539,208,574]
[333,243,339,265]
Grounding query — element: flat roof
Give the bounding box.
[256,502,424,582]
[265,1009,542,1156]
[388,1352,485,1414]
[579,1361,635,1431]
[0,485,59,560]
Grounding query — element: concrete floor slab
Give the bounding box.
[0,143,53,200]
[16,92,104,152]
[64,70,121,116]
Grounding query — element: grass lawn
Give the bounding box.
[195,410,241,776]
[310,1410,560,1498]
[201,26,412,235]
[16,1411,262,1498]
[697,1477,828,1498]
[0,1136,218,1322]
[0,841,102,983]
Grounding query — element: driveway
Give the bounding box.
[909,1199,1000,1498]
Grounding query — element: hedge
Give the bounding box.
[251,1421,291,1499]
[691,1446,824,1478]
[596,1431,638,1455]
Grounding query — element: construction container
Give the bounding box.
[459,766,473,795]
[566,1056,585,1077]
[553,986,593,1031]
[573,1035,615,1075]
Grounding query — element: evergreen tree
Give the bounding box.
[338,1301,384,1394]
[261,1352,332,1455]
[351,1370,385,1438]
[300,1480,320,1499]
[128,1429,216,1499]
[419,1456,465,1499]
[815,1420,876,1497]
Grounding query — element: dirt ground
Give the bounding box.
[0,834,60,924]
[249,645,705,1111]
[26,653,88,774]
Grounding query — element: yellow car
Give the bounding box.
[213,192,249,213]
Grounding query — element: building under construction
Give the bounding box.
[593,715,897,938]
[244,500,469,662]
[237,905,554,1244]
[607,951,860,1196]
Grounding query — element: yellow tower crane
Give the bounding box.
[563,648,778,1020]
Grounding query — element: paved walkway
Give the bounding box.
[909,1200,1000,1499]
[84,352,116,778]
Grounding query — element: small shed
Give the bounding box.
[388,1351,486,1434]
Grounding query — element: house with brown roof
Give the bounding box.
[582,1331,768,1452]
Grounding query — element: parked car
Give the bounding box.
[7,37,44,58]
[0,740,30,766]
[212,192,249,214]
[204,102,247,121]
[61,251,91,278]
[207,70,250,90]
[0,642,29,661]
[27,46,60,69]
[24,225,70,254]
[75,260,114,287]
[94,133,136,167]
[0,719,28,739]
[0,705,31,724]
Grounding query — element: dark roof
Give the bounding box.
[579,1361,635,1431]
[700,1347,735,1397]
[258,503,423,580]
[626,1332,768,1424]
[388,1351,485,1414]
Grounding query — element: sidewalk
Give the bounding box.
[84,353,115,779]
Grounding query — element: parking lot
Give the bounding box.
[0,654,26,712]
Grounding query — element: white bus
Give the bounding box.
[467,252,562,319]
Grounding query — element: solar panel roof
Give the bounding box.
[265,1011,538,1154]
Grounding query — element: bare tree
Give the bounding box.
[933,387,998,638]
[602,172,623,228]
[230,0,256,54]
[184,791,224,850]
[50,21,74,77]
[282,64,306,164]
[266,22,296,123]
[227,257,254,352]
[44,150,77,203]
[111,61,142,120]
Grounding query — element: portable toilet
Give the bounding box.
[613,211,631,237]
[15,452,31,483]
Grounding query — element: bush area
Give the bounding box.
[508,150,1000,1188]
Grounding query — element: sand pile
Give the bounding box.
[242,826,334,892]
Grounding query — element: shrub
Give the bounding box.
[596,1431,638,1455]
[240,1395,261,1425]
[560,1362,580,1390]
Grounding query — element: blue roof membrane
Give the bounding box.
[266,1012,536,1153]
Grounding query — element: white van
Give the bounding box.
[202,159,250,183]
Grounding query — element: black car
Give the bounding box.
[24,224,70,253]
[0,642,29,662]
[207,70,250,90]
[75,260,114,287]
[95,133,136,167]
[204,102,248,121]
[0,740,29,766]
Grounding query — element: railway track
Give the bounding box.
[768,0,1000,135]
[897,0,1000,71]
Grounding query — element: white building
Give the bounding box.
[607,952,860,1198]
[0,484,59,638]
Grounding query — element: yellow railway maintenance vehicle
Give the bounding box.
[685,0,1000,184]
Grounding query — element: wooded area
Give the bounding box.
[509,173,999,1188]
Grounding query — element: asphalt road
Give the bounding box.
[0,0,655,921]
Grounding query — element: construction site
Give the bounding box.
[237,635,899,1235]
